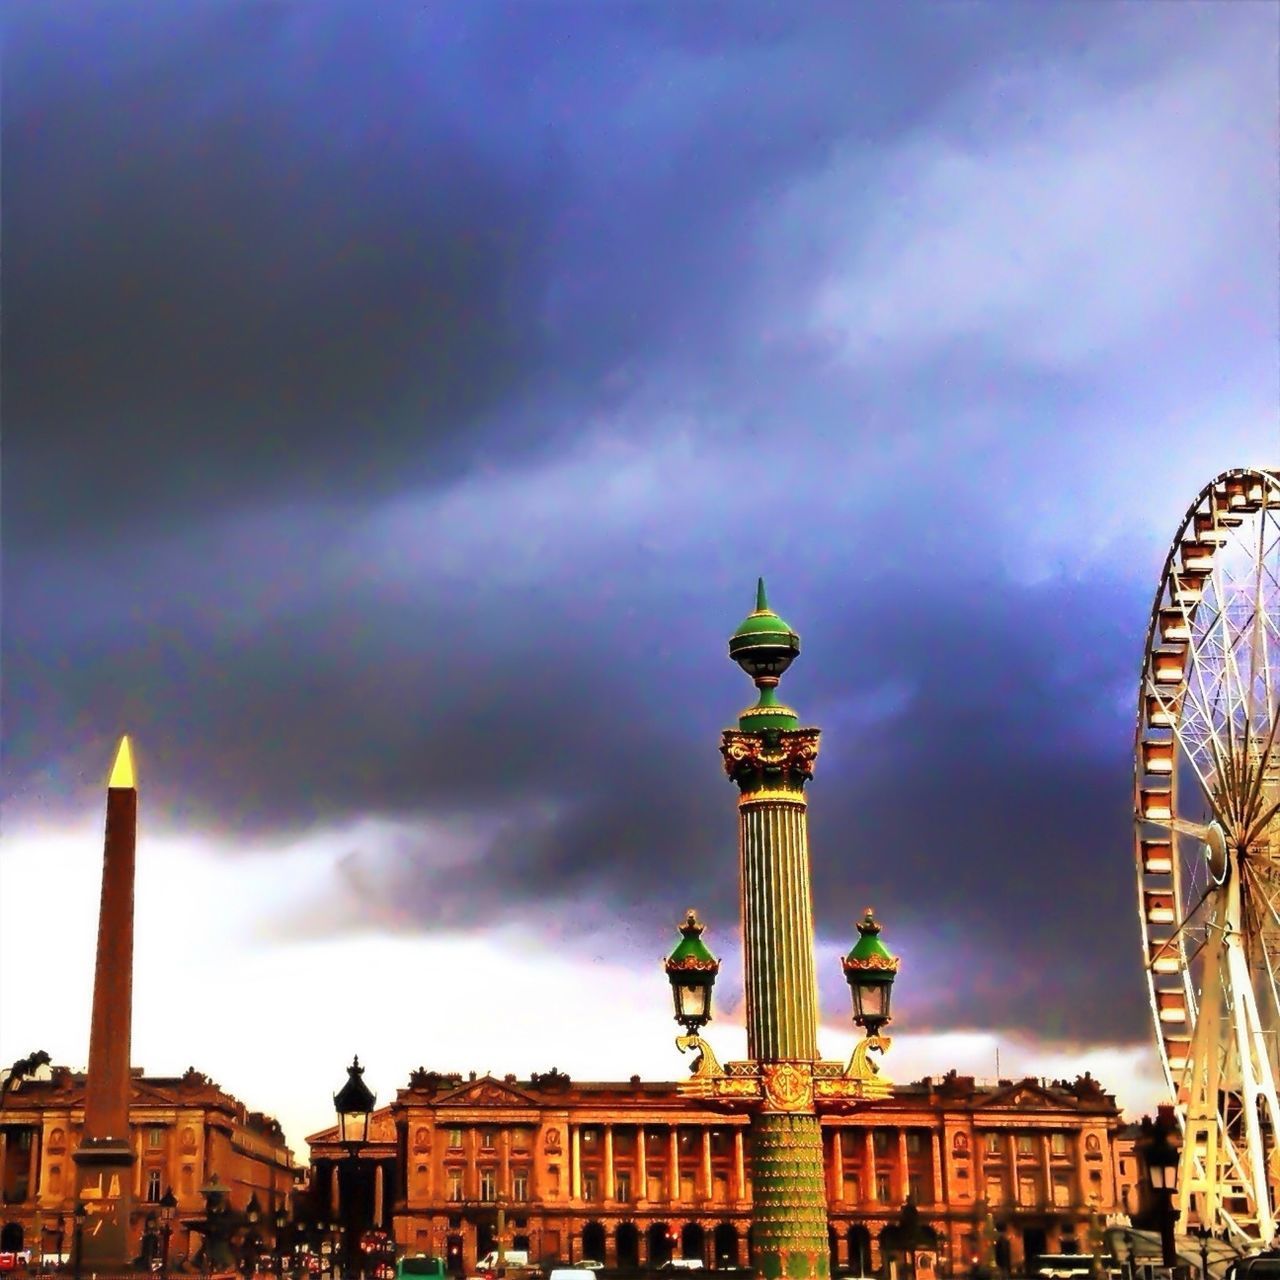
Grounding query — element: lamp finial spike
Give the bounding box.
[756,577,768,611]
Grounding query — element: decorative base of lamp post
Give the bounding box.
[675,1049,892,1103]
[751,1112,830,1280]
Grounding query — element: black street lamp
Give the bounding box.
[1140,1109,1179,1270]
[334,1058,376,1280]
[274,1208,289,1277]
[1194,1223,1212,1280]
[146,1213,160,1271]
[245,1194,263,1279]
[160,1188,177,1280]
[72,1202,87,1280]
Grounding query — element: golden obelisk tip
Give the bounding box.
[108,736,135,789]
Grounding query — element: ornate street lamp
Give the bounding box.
[840,908,900,1083]
[665,911,722,1072]
[72,1202,87,1280]
[245,1192,263,1274]
[274,1207,288,1277]
[1193,1223,1212,1280]
[160,1188,177,1280]
[334,1057,376,1280]
[146,1212,160,1272]
[1140,1109,1179,1269]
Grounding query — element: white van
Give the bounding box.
[475,1251,530,1273]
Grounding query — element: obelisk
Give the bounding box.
[722,583,828,1280]
[73,736,139,1269]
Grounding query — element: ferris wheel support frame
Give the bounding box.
[1135,466,1280,1248]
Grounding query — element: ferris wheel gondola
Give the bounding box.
[1135,467,1280,1247]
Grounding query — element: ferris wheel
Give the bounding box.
[1135,467,1280,1246]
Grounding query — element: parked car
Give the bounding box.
[659,1264,706,1272]
[547,1269,598,1280]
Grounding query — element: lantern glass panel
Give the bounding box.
[338,1109,370,1148]
[853,978,891,1023]
[677,980,709,1021]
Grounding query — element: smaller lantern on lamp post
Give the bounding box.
[842,909,900,1036]
[665,910,719,1033]
[160,1188,177,1280]
[1140,1109,1179,1270]
[839,908,900,1087]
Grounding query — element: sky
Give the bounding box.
[2,1,1277,1160]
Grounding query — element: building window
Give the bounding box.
[447,1129,463,1150]
[678,1129,695,1153]
[16,1131,32,1151]
[1053,1175,1071,1208]
[1088,1171,1103,1204]
[481,1129,496,1151]
[447,1172,463,1203]
[582,1128,599,1150]
[876,1173,891,1202]
[582,1172,600,1202]
[908,1175,924,1203]
[480,1169,496,1201]
[1016,1135,1034,1157]
[512,1128,530,1151]
[148,1127,164,1149]
[1018,1176,1036,1206]
[906,1132,923,1156]
[984,1133,1001,1155]
[1051,1133,1067,1157]
[873,1131,890,1155]
[846,1175,861,1204]
[615,1172,631,1203]
[512,1170,529,1202]
[146,1170,162,1203]
[985,1175,1004,1205]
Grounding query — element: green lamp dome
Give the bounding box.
[729,578,801,730]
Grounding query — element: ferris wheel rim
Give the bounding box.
[1133,466,1280,1245]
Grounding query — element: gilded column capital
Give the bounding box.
[721,727,821,794]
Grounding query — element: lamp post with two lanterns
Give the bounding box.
[662,582,901,1280]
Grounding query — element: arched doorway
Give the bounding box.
[0,1224,23,1252]
[829,1226,840,1275]
[681,1224,705,1265]
[513,1235,530,1253]
[582,1223,606,1265]
[713,1224,739,1269]
[616,1224,639,1269]
[648,1224,673,1267]
[847,1225,872,1275]
[445,1234,463,1277]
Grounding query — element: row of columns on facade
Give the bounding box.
[382,1121,1106,1214]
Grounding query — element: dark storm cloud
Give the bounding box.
[4,536,1151,1041]
[2,1,1152,546]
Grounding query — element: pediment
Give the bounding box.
[305,1105,397,1148]
[435,1077,540,1108]
[976,1081,1066,1111]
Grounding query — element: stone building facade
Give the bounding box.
[0,1061,296,1262]
[306,1067,1133,1276]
